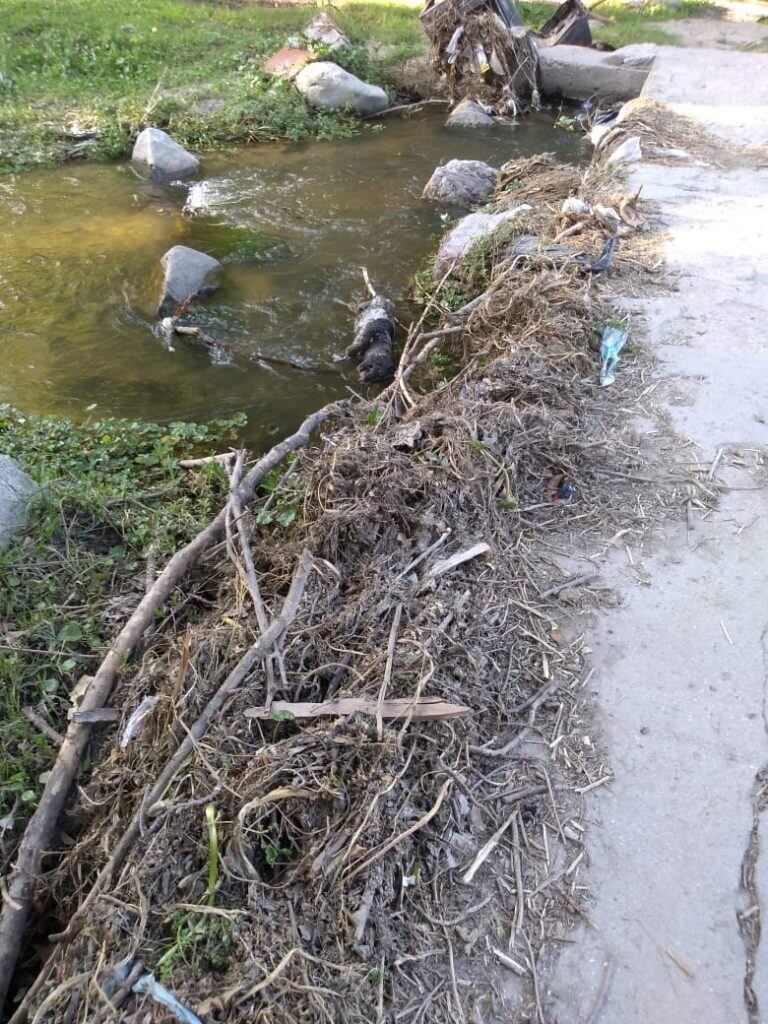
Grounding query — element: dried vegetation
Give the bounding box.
[9,148,713,1024]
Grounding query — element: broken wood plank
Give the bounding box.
[427,542,490,580]
[244,696,469,722]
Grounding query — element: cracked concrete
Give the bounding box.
[546,47,768,1023]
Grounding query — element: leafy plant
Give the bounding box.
[0,407,244,821]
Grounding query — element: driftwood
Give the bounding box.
[0,403,344,1016]
[171,323,336,375]
[244,696,470,721]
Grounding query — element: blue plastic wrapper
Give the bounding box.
[599,325,629,387]
[133,973,203,1024]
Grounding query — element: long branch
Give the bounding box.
[0,403,343,1014]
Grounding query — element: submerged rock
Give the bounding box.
[132,127,200,182]
[445,99,495,129]
[157,245,221,317]
[303,13,350,51]
[0,456,36,550]
[435,206,532,272]
[422,159,497,206]
[294,61,388,115]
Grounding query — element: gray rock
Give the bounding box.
[294,61,388,115]
[0,456,36,550]
[132,127,200,182]
[445,98,495,128]
[537,43,649,102]
[422,159,498,206]
[435,206,532,272]
[157,245,221,317]
[303,13,349,51]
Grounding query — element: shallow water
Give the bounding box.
[0,112,582,445]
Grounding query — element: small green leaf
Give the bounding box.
[57,622,82,644]
[21,790,36,804]
[275,507,296,528]
[270,709,295,722]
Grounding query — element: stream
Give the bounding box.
[0,111,582,445]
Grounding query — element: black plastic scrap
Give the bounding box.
[538,0,592,48]
[573,235,619,274]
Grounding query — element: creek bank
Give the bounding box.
[2,121,662,1022]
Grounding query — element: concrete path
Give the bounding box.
[547,48,768,1023]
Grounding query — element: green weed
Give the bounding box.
[0,407,244,821]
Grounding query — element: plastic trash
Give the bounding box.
[120,695,159,749]
[591,235,618,273]
[599,325,629,387]
[133,973,203,1024]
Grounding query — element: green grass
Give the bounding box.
[0,0,426,172]
[521,0,714,48]
[0,407,244,822]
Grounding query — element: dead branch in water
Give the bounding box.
[0,403,345,1016]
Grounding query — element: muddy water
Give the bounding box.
[0,112,582,444]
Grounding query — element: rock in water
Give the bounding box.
[347,295,396,383]
[0,456,36,550]
[445,99,495,128]
[435,207,532,272]
[423,159,498,206]
[294,62,388,115]
[157,245,221,317]
[303,13,350,51]
[132,127,200,182]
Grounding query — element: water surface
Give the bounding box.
[0,112,582,444]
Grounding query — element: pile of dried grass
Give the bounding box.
[13,152,698,1024]
[595,98,733,166]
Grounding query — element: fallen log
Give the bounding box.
[0,402,345,1017]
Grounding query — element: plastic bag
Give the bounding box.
[599,325,628,387]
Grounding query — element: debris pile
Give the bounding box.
[3,146,696,1024]
[421,0,540,114]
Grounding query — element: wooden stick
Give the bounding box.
[0,403,343,1016]
[21,708,64,748]
[49,550,312,956]
[344,779,452,884]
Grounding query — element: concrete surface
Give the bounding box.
[547,47,768,1024]
[538,43,649,102]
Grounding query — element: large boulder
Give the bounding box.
[294,61,388,115]
[303,13,350,51]
[132,127,200,182]
[423,159,498,206]
[0,456,36,550]
[435,206,531,273]
[537,44,649,102]
[445,98,495,128]
[157,245,221,317]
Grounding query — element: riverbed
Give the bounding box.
[0,112,582,445]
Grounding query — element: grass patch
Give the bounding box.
[0,0,426,172]
[521,0,714,47]
[0,407,244,823]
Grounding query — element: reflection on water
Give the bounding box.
[0,112,582,446]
